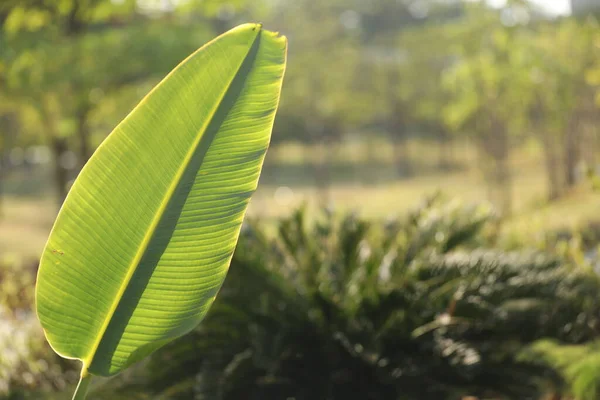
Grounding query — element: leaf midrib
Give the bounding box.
[81,25,262,375]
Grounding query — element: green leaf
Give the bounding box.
[35,23,286,397]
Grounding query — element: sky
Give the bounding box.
[487,0,571,15]
[530,0,571,14]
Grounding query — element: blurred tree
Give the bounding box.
[267,0,465,194]
[554,18,600,189]
[1,0,132,203]
[520,22,570,201]
[173,0,268,34]
[382,20,459,175]
[349,0,464,176]
[442,4,535,215]
[512,16,599,200]
[0,0,212,206]
[266,0,366,204]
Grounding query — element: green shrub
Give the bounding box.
[108,197,600,400]
[521,340,600,400]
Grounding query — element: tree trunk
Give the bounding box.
[495,155,512,217]
[0,121,9,219]
[494,121,511,216]
[475,138,495,206]
[50,137,70,206]
[40,102,70,208]
[437,127,453,170]
[564,115,581,188]
[386,69,412,177]
[581,122,597,170]
[480,117,512,216]
[76,106,91,168]
[0,112,20,218]
[596,123,600,162]
[314,131,333,207]
[389,108,412,177]
[392,134,412,178]
[541,132,563,201]
[0,156,4,219]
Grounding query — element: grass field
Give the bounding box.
[2,139,598,258]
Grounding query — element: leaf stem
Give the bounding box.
[72,370,92,400]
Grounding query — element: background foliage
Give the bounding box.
[2,0,600,399]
